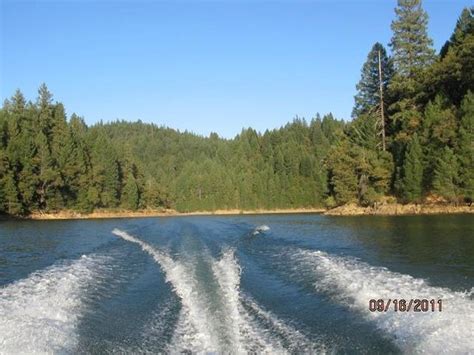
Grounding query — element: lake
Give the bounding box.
[0,214,473,353]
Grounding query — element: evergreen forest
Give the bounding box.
[0,1,473,215]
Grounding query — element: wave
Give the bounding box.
[253,225,270,235]
[112,229,325,353]
[292,249,474,354]
[112,228,221,351]
[210,249,288,353]
[0,254,108,354]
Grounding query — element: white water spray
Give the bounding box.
[112,229,324,354]
[112,228,220,352]
[293,249,474,354]
[0,255,107,354]
[253,225,270,235]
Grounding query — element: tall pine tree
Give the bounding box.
[388,0,435,141]
[353,42,393,118]
[389,0,435,77]
[401,133,424,202]
[433,147,459,202]
[427,7,474,106]
[440,7,474,58]
[457,92,474,202]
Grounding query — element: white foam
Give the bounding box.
[211,249,247,351]
[211,249,289,353]
[253,225,270,235]
[241,295,326,354]
[293,249,474,354]
[112,229,324,354]
[0,255,106,354]
[113,228,220,352]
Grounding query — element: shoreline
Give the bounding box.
[15,208,326,220]
[3,204,473,220]
[324,203,473,216]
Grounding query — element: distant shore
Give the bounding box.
[324,203,473,216]
[17,208,326,220]
[2,204,473,221]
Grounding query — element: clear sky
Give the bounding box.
[0,0,469,138]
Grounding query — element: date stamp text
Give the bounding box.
[369,299,443,312]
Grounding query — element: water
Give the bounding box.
[0,214,473,354]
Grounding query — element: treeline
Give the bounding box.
[0,1,472,216]
[0,85,152,215]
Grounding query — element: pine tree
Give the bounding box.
[299,154,313,177]
[389,0,435,78]
[388,0,436,151]
[457,92,474,202]
[427,7,474,106]
[0,149,8,212]
[401,133,424,202]
[143,177,164,208]
[1,170,23,215]
[422,96,457,147]
[370,150,394,197]
[48,102,72,208]
[34,131,58,210]
[89,131,120,208]
[433,147,459,202]
[420,96,457,188]
[327,141,358,205]
[353,42,393,118]
[69,114,93,211]
[121,172,139,210]
[11,90,26,115]
[440,7,474,58]
[348,113,379,151]
[36,83,54,136]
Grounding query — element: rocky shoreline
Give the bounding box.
[324,203,473,216]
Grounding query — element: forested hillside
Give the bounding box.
[0,1,472,216]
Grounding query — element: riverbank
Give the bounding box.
[324,203,473,216]
[15,208,326,220]
[2,204,473,220]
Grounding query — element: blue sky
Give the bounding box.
[0,0,469,138]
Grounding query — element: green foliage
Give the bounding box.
[425,7,474,106]
[89,131,120,208]
[143,178,167,209]
[1,170,23,215]
[401,134,424,202]
[389,0,435,78]
[121,172,140,211]
[440,7,473,58]
[353,43,393,118]
[0,86,161,215]
[327,135,393,207]
[327,142,358,205]
[387,0,435,145]
[419,96,457,188]
[422,96,457,147]
[433,147,459,202]
[457,92,474,202]
[347,113,379,151]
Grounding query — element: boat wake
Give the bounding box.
[291,249,474,354]
[112,228,325,353]
[0,254,109,353]
[253,225,270,235]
